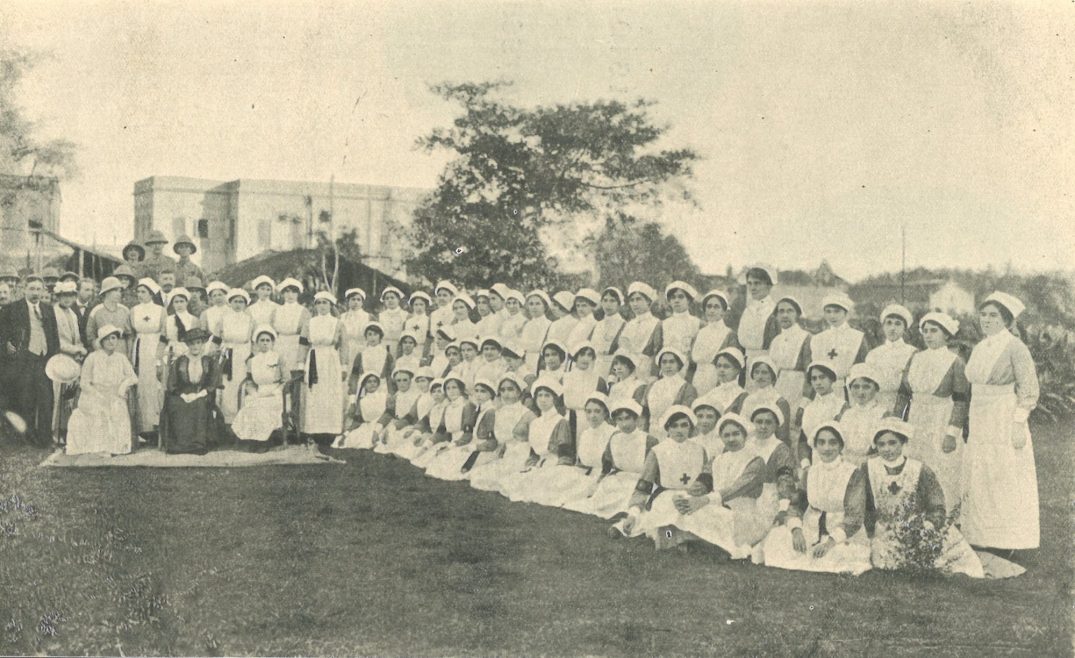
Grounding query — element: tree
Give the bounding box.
[407,81,697,289]
[0,47,78,178]
[588,212,702,293]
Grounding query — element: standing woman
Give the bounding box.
[895,312,968,512]
[214,289,256,425]
[737,265,781,364]
[865,304,917,413]
[199,281,230,355]
[273,278,311,374]
[767,296,812,424]
[591,287,626,379]
[618,282,662,381]
[405,291,433,362]
[661,281,703,357]
[247,276,279,328]
[962,293,1040,555]
[566,289,600,350]
[130,278,168,439]
[449,293,479,343]
[300,291,345,447]
[689,290,740,396]
[430,280,458,335]
[346,321,395,395]
[519,290,553,373]
[547,291,579,344]
[474,290,503,340]
[339,288,371,373]
[498,289,527,342]
[85,277,132,357]
[164,288,198,360]
[378,286,409,355]
[642,347,698,438]
[811,293,869,392]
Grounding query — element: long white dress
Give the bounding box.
[215,309,254,423]
[903,347,967,512]
[338,389,388,449]
[300,315,344,435]
[423,399,477,480]
[340,309,372,373]
[66,350,138,455]
[565,428,651,518]
[130,302,166,433]
[468,402,535,492]
[273,302,308,372]
[690,321,735,396]
[499,411,573,503]
[962,330,1040,550]
[232,351,285,441]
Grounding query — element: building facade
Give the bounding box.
[133,176,428,276]
[0,174,61,270]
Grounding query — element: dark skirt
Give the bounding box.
[162,393,216,454]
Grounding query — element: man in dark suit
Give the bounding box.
[0,274,61,447]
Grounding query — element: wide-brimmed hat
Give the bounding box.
[112,264,137,281]
[173,234,197,254]
[99,277,124,296]
[122,241,146,260]
[144,229,168,245]
[45,354,81,384]
[182,327,211,344]
[95,323,123,348]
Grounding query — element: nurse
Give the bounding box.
[736,264,780,363]
[810,292,869,392]
[591,287,626,379]
[864,304,917,413]
[689,289,739,396]
[767,296,812,423]
[661,281,703,357]
[618,282,661,381]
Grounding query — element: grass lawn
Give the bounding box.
[0,419,1071,657]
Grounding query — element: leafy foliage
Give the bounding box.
[587,212,702,293]
[407,81,697,289]
[0,47,78,178]
[876,497,961,577]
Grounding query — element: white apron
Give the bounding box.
[906,348,963,511]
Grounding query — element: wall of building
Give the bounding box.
[0,175,61,266]
[133,176,426,277]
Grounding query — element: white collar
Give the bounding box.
[880,455,907,469]
[814,455,844,472]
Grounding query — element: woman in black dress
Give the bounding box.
[162,328,221,454]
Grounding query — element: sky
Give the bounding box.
[3,0,1072,281]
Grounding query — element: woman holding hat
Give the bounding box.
[85,277,132,357]
[741,356,793,444]
[591,287,626,379]
[767,296,813,423]
[661,281,703,357]
[865,304,917,413]
[566,288,600,349]
[565,399,657,518]
[497,289,528,342]
[607,352,646,406]
[834,363,887,466]
[695,347,748,416]
[248,276,279,327]
[863,418,986,577]
[546,291,579,344]
[795,362,846,468]
[962,292,1040,554]
[811,293,869,392]
[340,288,371,372]
[689,289,740,396]
[378,286,409,355]
[232,326,289,447]
[65,325,138,456]
[468,373,540,492]
[337,373,389,450]
[894,312,969,512]
[618,282,662,381]
[500,377,576,504]
[160,327,220,455]
[519,291,553,373]
[130,278,168,439]
[214,289,255,424]
[758,421,872,575]
[301,291,344,446]
[642,348,697,439]
[273,278,311,374]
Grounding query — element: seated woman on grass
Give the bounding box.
[391,369,435,461]
[757,421,872,575]
[372,367,422,455]
[421,376,478,479]
[408,379,448,468]
[499,377,575,504]
[336,373,388,450]
[748,403,796,528]
[864,417,987,578]
[423,377,492,480]
[468,373,538,493]
[689,400,724,466]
